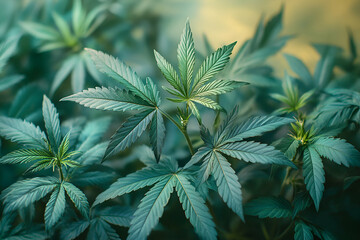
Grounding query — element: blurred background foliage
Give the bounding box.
[0,0,359,239]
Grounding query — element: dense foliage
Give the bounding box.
[0,1,359,239]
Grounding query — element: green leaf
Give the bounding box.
[177,19,195,93]
[0,75,24,92]
[184,146,211,169]
[52,12,76,45]
[344,176,360,190]
[20,22,60,41]
[71,58,85,93]
[58,132,70,159]
[42,95,62,152]
[0,116,47,149]
[195,79,246,96]
[193,42,236,91]
[222,116,294,143]
[2,177,58,213]
[61,87,153,112]
[0,37,19,72]
[78,142,108,165]
[293,192,312,218]
[154,50,183,94]
[284,54,313,86]
[94,166,171,206]
[313,45,339,88]
[50,55,77,96]
[45,184,66,229]
[348,29,357,61]
[211,152,244,220]
[105,110,155,158]
[294,221,314,240]
[312,137,360,167]
[60,221,90,240]
[218,141,296,168]
[85,48,155,105]
[127,176,175,240]
[303,147,325,211]
[0,149,53,165]
[72,0,86,37]
[88,218,120,240]
[188,100,201,123]
[149,109,166,161]
[244,197,292,218]
[192,97,222,110]
[63,182,90,218]
[100,206,134,227]
[175,174,217,240]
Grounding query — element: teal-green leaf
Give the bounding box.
[284,54,313,86]
[127,175,175,240]
[223,116,294,143]
[154,49,183,94]
[63,182,90,218]
[2,177,58,213]
[293,191,311,218]
[294,220,314,240]
[212,152,244,220]
[61,87,153,112]
[149,109,166,161]
[218,141,296,168]
[0,75,24,92]
[0,149,53,165]
[175,174,217,240]
[193,42,236,91]
[244,197,292,218]
[45,184,66,229]
[0,116,47,149]
[50,55,77,96]
[85,48,154,105]
[105,109,155,158]
[87,218,120,240]
[60,220,90,240]
[195,79,247,97]
[184,146,211,169]
[71,58,85,93]
[42,95,62,152]
[303,147,325,211]
[177,19,195,93]
[20,21,60,41]
[94,166,171,206]
[312,137,360,167]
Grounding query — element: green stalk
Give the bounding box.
[159,108,195,155]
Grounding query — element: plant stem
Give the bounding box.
[261,222,271,240]
[159,108,195,155]
[58,164,64,182]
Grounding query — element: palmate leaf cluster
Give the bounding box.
[1,1,360,240]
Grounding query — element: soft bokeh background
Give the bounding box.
[155,0,360,74]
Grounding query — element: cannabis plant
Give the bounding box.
[1,1,360,240]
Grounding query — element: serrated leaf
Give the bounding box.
[184,146,211,169]
[177,19,195,93]
[105,109,155,158]
[192,97,222,110]
[0,116,47,149]
[303,147,325,211]
[45,184,66,229]
[2,177,58,213]
[188,100,201,123]
[294,221,314,240]
[175,174,217,240]
[193,42,236,91]
[222,116,294,144]
[94,167,171,206]
[42,95,62,152]
[60,220,90,240]
[293,191,312,218]
[244,197,292,218]
[211,152,244,220]
[312,137,360,167]
[88,218,120,240]
[61,87,153,112]
[149,109,166,161]
[218,141,296,168]
[127,176,175,240]
[85,48,155,105]
[154,50,183,94]
[0,149,53,165]
[63,182,90,218]
[195,79,246,97]
[100,206,134,227]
